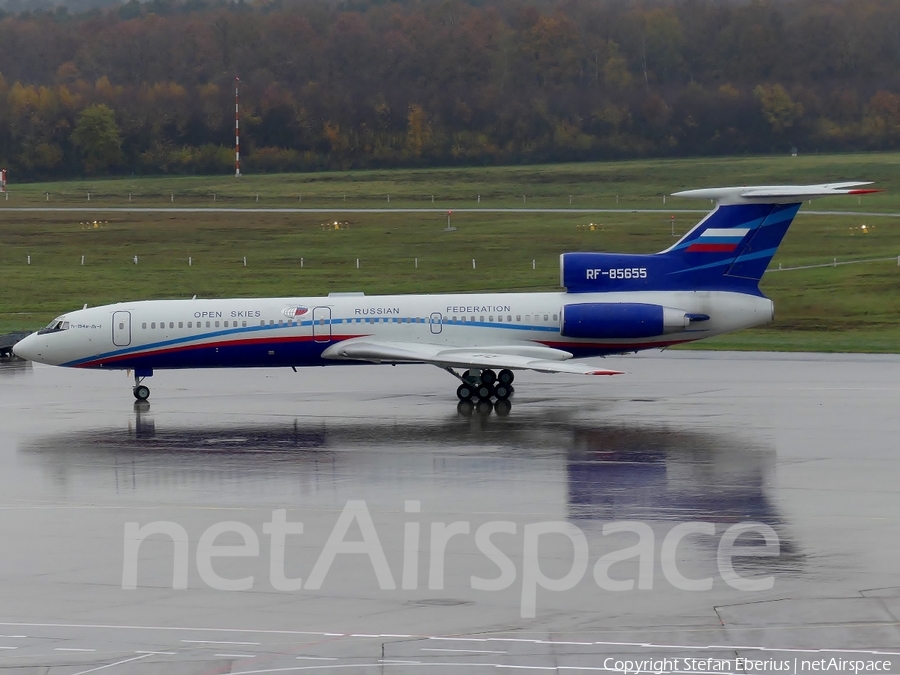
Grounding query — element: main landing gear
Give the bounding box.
[447,367,515,402]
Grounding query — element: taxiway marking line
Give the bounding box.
[135,651,176,655]
[3,621,897,662]
[0,622,340,637]
[233,664,499,673]
[68,653,153,675]
[422,648,508,654]
[217,653,256,658]
[55,648,96,652]
[182,639,261,645]
[591,640,900,656]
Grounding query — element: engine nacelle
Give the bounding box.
[561,303,692,339]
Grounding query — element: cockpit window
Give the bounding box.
[37,317,70,335]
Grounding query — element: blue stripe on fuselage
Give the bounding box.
[66,318,561,368]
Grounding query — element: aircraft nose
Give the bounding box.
[12,333,41,362]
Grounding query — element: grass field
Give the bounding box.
[4,152,900,210]
[1,153,899,352]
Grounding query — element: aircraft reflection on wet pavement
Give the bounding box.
[19,406,797,557]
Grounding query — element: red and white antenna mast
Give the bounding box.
[0,169,7,193]
[234,77,241,178]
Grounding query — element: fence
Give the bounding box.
[766,255,900,273]
[12,254,899,272]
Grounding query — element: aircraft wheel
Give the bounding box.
[456,383,475,401]
[480,369,497,385]
[476,383,494,400]
[498,369,515,385]
[475,399,493,415]
[494,383,512,400]
[133,384,151,401]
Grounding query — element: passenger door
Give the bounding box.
[112,311,131,347]
[312,306,332,343]
[430,312,443,335]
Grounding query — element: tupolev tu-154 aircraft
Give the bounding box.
[14,182,874,402]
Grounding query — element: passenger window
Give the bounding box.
[206,321,210,328]
[187,321,192,328]
[260,320,265,326]
[489,316,494,322]
[225,321,230,327]
[516,315,521,321]
[544,315,549,321]
[553,314,558,321]
[279,320,283,326]
[480,316,484,322]
[508,315,512,322]
[242,321,247,327]
[168,322,173,329]
[178,322,183,328]
[215,321,220,327]
[471,316,475,322]
[142,323,147,329]
[270,320,275,326]
[151,322,156,329]
[525,315,531,322]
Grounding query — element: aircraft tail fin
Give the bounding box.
[561,182,875,294]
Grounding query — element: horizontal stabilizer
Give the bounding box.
[322,339,622,376]
[672,182,876,205]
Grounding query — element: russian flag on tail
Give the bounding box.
[686,228,750,253]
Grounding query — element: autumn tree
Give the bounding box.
[71,103,122,172]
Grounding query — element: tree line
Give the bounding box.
[2,0,900,180]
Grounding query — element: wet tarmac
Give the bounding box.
[1,351,899,674]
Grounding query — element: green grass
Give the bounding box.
[1,153,899,352]
[4,152,900,210]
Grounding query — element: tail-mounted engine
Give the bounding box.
[561,303,706,339]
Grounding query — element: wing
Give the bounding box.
[321,339,622,376]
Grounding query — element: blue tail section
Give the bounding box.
[561,201,802,295]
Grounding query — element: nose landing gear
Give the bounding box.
[446,367,515,402]
[131,369,153,401]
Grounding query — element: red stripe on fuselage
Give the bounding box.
[76,333,367,368]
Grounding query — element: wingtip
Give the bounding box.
[590,369,624,376]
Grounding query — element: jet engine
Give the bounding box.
[561,303,701,339]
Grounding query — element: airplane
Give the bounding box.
[13,182,875,402]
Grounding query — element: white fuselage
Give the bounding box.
[13,290,772,371]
